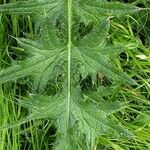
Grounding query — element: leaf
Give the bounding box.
[73,46,136,84]
[76,0,140,23]
[0,0,64,28]
[0,0,139,149]
[0,0,61,14]
[0,22,66,92]
[19,94,64,119]
[16,88,132,149]
[99,45,125,55]
[73,18,110,47]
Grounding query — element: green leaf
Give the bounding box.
[99,45,125,55]
[16,88,131,149]
[0,33,65,92]
[19,94,64,119]
[77,0,140,23]
[74,18,110,47]
[0,0,139,149]
[73,46,136,84]
[0,0,61,14]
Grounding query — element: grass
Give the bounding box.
[0,0,150,149]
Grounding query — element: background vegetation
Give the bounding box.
[0,0,150,149]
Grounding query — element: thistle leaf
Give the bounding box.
[0,40,65,93]
[17,88,132,149]
[74,18,110,47]
[0,0,61,14]
[0,0,140,149]
[73,46,136,84]
[77,0,140,23]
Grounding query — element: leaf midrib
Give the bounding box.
[66,0,72,146]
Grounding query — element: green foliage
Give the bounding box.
[0,0,141,149]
